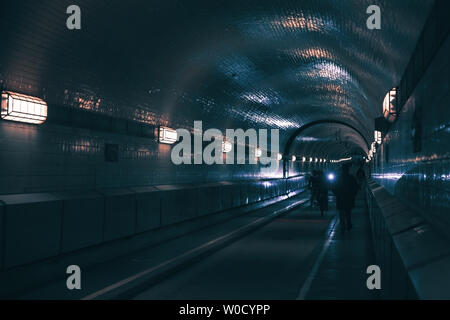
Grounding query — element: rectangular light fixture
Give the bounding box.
[222,140,232,153]
[158,126,178,144]
[1,91,47,124]
[374,130,382,144]
[383,87,397,121]
[371,141,377,153]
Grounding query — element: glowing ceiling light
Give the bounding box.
[222,140,232,153]
[255,148,262,157]
[158,126,178,144]
[277,153,282,161]
[1,91,47,124]
[292,155,296,162]
[327,173,335,181]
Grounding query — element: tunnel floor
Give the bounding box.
[132,193,378,300]
[19,191,378,300]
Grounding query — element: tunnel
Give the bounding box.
[0,0,449,304]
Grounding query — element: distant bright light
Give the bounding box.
[1,91,47,124]
[315,158,318,162]
[222,140,232,153]
[327,173,335,181]
[371,142,377,154]
[222,140,233,153]
[309,157,313,162]
[255,148,262,157]
[374,130,382,144]
[277,153,282,161]
[302,156,306,162]
[158,126,178,144]
[292,155,296,162]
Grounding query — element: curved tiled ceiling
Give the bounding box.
[0,0,434,159]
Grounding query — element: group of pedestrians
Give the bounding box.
[307,162,367,233]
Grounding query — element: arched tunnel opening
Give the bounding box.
[282,120,370,177]
[0,0,449,307]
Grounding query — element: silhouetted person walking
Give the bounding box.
[308,170,320,207]
[332,164,359,232]
[356,162,366,189]
[316,170,329,216]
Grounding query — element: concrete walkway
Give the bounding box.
[134,192,379,300]
[19,190,379,300]
[304,193,379,300]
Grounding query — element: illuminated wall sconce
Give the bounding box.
[277,153,282,161]
[291,155,296,162]
[315,158,318,162]
[255,147,262,157]
[1,90,47,124]
[383,87,397,122]
[371,141,377,154]
[158,126,178,144]
[309,157,313,162]
[374,130,382,144]
[302,156,306,162]
[222,140,232,153]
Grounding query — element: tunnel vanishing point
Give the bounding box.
[0,0,449,301]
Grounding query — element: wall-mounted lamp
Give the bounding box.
[371,141,377,154]
[158,126,178,144]
[277,153,282,161]
[383,87,397,122]
[1,91,47,124]
[374,130,382,144]
[222,140,232,153]
[302,156,306,162]
[291,155,296,162]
